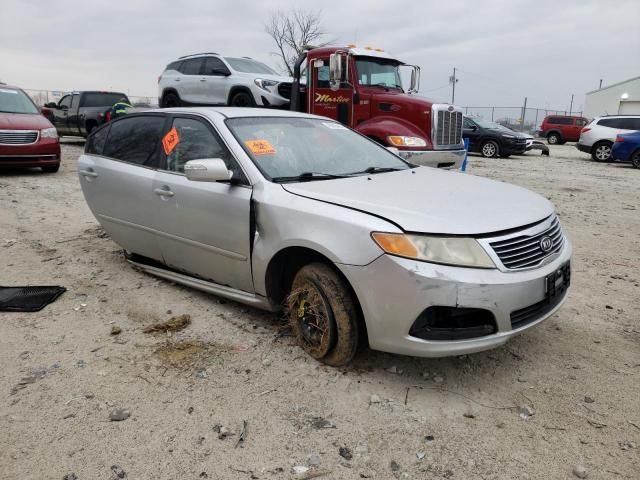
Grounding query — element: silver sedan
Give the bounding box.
[78,108,572,366]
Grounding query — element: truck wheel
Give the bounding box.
[287,263,359,366]
[481,140,500,158]
[592,141,612,162]
[631,150,640,169]
[161,92,181,108]
[547,133,560,144]
[230,91,255,107]
[42,164,60,173]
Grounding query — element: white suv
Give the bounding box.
[158,53,291,108]
[577,115,640,161]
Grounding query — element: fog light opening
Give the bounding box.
[409,306,496,341]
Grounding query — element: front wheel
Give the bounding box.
[481,140,500,158]
[631,150,640,169]
[287,263,359,366]
[42,164,60,173]
[230,91,256,107]
[161,92,181,108]
[592,142,612,162]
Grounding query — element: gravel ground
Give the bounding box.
[1,140,638,480]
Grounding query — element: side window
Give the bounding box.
[70,94,80,110]
[575,118,588,127]
[547,116,558,124]
[628,118,640,130]
[202,57,229,76]
[163,117,246,182]
[316,62,330,88]
[615,117,638,130]
[103,116,165,167]
[59,95,71,108]
[166,61,183,72]
[598,118,616,128]
[463,117,475,129]
[85,124,110,155]
[180,58,203,75]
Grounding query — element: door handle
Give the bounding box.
[200,78,206,82]
[153,187,174,197]
[79,169,98,178]
[175,78,181,82]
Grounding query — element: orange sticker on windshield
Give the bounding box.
[162,127,180,155]
[245,139,275,155]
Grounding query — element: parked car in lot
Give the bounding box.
[42,91,130,138]
[78,107,571,365]
[463,116,528,157]
[158,53,291,108]
[0,85,60,173]
[577,115,640,161]
[538,115,589,144]
[611,131,640,168]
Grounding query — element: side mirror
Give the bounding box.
[45,102,58,108]
[329,53,347,91]
[471,125,478,132]
[386,146,401,156]
[408,66,421,94]
[211,68,231,77]
[184,158,232,182]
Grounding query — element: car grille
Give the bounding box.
[434,108,463,147]
[489,217,564,270]
[277,82,292,100]
[0,130,39,145]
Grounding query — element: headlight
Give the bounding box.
[254,79,278,91]
[387,136,427,147]
[40,127,58,139]
[371,232,496,268]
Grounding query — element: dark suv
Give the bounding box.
[462,116,528,158]
[539,115,589,144]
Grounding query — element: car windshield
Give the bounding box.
[226,117,410,181]
[224,57,279,75]
[0,87,39,114]
[355,57,403,89]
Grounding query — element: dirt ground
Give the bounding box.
[1,140,638,480]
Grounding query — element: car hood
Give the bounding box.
[282,168,554,235]
[0,112,53,130]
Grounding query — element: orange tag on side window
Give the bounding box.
[245,139,275,155]
[162,127,180,155]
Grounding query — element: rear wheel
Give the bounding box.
[161,92,181,108]
[631,150,640,169]
[481,140,499,158]
[287,263,359,366]
[547,133,561,145]
[42,164,60,173]
[230,91,256,107]
[592,141,613,162]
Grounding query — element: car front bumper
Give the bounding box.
[252,86,289,107]
[576,143,591,154]
[340,239,572,357]
[400,148,466,169]
[0,138,61,168]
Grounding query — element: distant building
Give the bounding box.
[584,76,640,118]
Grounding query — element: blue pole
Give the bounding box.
[461,137,470,172]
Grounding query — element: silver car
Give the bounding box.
[78,108,572,366]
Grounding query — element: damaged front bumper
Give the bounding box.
[340,239,572,357]
[399,148,466,170]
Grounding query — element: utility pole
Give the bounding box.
[521,97,528,129]
[569,94,574,116]
[450,67,458,104]
[599,79,603,89]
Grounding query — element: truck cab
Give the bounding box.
[289,46,465,169]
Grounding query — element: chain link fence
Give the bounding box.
[461,106,583,134]
[23,89,158,108]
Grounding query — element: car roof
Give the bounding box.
[152,107,331,121]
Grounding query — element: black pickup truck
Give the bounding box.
[42,91,129,137]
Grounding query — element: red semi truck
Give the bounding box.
[287,46,465,169]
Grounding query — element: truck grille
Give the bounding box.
[277,82,292,100]
[489,217,564,270]
[0,130,39,145]
[432,106,463,148]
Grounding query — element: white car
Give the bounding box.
[158,53,291,109]
[576,115,640,161]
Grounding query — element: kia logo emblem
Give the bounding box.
[539,236,553,252]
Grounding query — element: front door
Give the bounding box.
[53,94,72,135]
[151,115,254,292]
[309,58,353,126]
[200,57,230,105]
[463,117,481,151]
[67,93,81,136]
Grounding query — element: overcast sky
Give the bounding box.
[1,0,638,112]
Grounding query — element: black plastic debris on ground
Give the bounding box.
[0,286,66,312]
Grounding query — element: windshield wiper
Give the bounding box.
[271,172,349,183]
[370,83,403,91]
[346,166,405,175]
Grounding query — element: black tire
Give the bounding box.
[287,262,359,366]
[230,91,256,107]
[42,164,60,173]
[480,140,500,158]
[631,150,640,169]
[591,141,613,162]
[161,92,181,108]
[86,122,98,135]
[547,133,561,145]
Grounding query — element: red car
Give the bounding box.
[0,85,61,173]
[538,115,589,145]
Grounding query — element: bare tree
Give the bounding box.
[265,9,328,76]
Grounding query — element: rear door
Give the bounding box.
[78,114,167,262]
[150,114,254,292]
[177,58,205,104]
[200,57,230,105]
